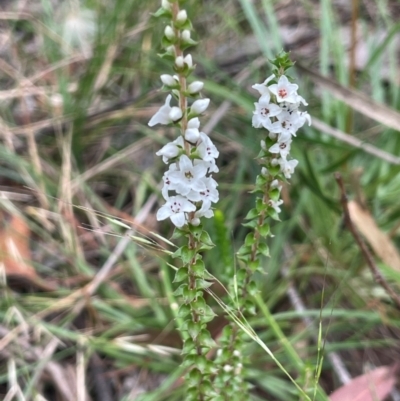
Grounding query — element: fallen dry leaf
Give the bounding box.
[329,364,398,401]
[348,201,400,272]
[0,210,37,279]
[0,210,56,290]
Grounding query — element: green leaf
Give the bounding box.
[269,187,280,201]
[200,231,215,247]
[173,283,187,296]
[248,260,261,272]
[258,221,270,237]
[173,267,188,283]
[183,286,197,304]
[198,329,216,348]
[198,305,216,323]
[237,245,252,256]
[267,206,280,221]
[151,7,172,18]
[191,259,205,277]
[244,208,259,220]
[242,219,258,228]
[244,232,255,246]
[186,368,201,386]
[236,268,247,282]
[255,174,267,186]
[189,224,203,240]
[180,245,196,264]
[187,321,202,339]
[178,303,191,318]
[244,300,256,315]
[181,338,195,355]
[257,242,270,257]
[195,279,213,290]
[191,296,206,314]
[247,280,258,296]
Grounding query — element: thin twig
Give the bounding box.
[334,172,400,309]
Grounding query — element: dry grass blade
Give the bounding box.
[312,118,400,165]
[298,63,400,132]
[348,201,400,272]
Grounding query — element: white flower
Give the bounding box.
[268,75,299,103]
[185,118,200,143]
[187,81,204,94]
[270,111,300,137]
[168,155,207,196]
[191,98,210,115]
[268,199,283,214]
[194,199,214,219]
[156,136,184,163]
[157,195,196,227]
[198,132,219,162]
[164,25,175,40]
[176,9,187,23]
[187,176,219,203]
[252,74,275,98]
[279,158,298,179]
[271,179,282,191]
[269,137,292,159]
[252,94,282,129]
[148,95,183,127]
[160,74,178,86]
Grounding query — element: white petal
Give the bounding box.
[157,205,171,221]
[160,74,177,86]
[191,98,210,114]
[169,106,183,122]
[171,212,186,227]
[188,81,204,94]
[148,95,172,127]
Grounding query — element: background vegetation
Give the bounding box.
[1,0,400,400]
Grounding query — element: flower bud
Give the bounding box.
[191,98,210,115]
[160,74,177,86]
[188,81,204,94]
[181,29,191,42]
[185,128,200,143]
[175,56,184,68]
[156,142,180,159]
[169,106,183,122]
[260,139,266,150]
[176,9,188,23]
[191,217,201,226]
[164,25,175,40]
[161,0,172,10]
[184,54,193,68]
[187,117,200,129]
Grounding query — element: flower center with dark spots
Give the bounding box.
[278,89,287,98]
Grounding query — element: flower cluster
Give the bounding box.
[148,3,219,229]
[252,74,311,181]
[213,60,311,400]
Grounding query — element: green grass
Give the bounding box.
[1,0,400,400]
